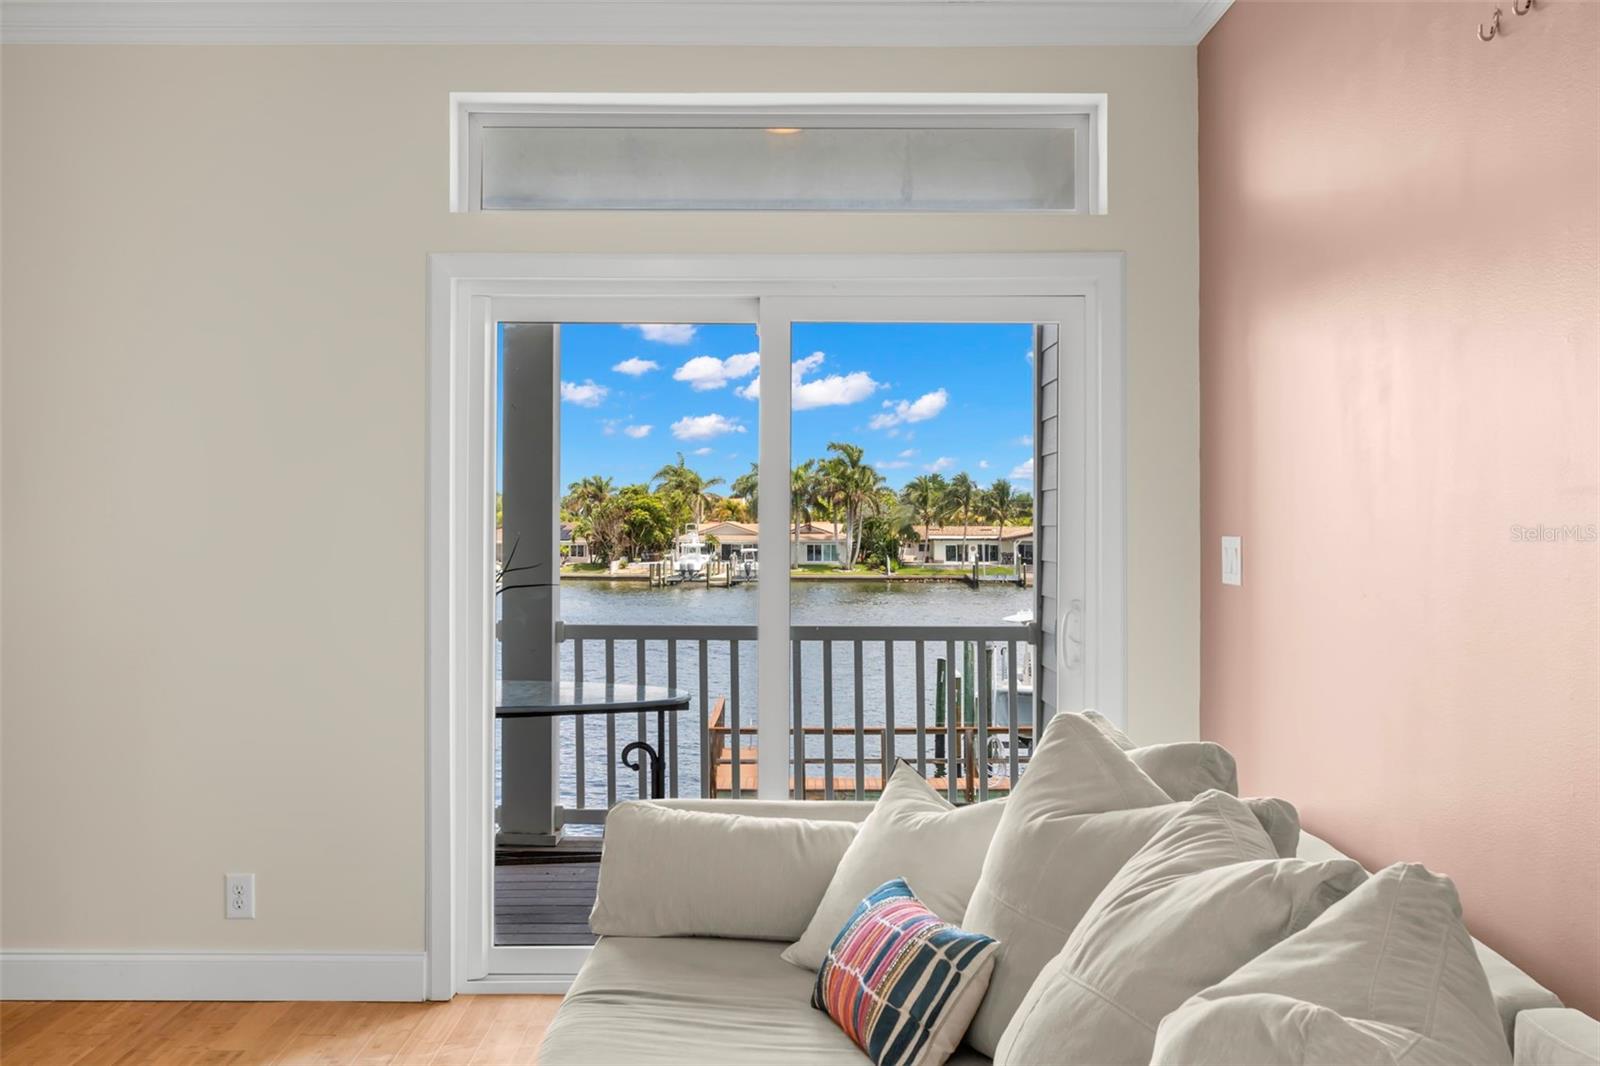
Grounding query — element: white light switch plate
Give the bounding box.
[1221,536,1242,586]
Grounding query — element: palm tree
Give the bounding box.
[947,472,979,565]
[983,478,1027,565]
[652,453,725,529]
[819,442,885,568]
[900,473,951,564]
[790,460,819,562]
[730,461,759,521]
[564,474,614,519]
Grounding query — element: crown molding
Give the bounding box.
[0,0,1232,47]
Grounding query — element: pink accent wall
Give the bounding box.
[1200,1,1599,1015]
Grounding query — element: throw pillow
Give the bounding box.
[959,711,1174,1054]
[1081,709,1239,800]
[589,802,858,940]
[995,791,1366,1066]
[783,763,1007,972]
[1151,863,1512,1066]
[814,879,999,1066]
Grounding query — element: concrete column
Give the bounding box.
[498,323,563,846]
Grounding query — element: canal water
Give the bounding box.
[496,579,1032,820]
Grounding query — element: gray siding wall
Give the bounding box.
[1034,322,1060,725]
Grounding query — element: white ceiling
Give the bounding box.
[0,0,1233,46]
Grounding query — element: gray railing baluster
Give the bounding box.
[915,641,927,777]
[792,638,804,800]
[822,641,835,801]
[698,640,710,798]
[667,638,679,798]
[945,638,958,803]
[635,638,648,797]
[574,639,585,810]
[605,639,617,808]
[730,640,742,800]
[977,641,991,802]
[1007,638,1020,786]
[883,640,896,785]
[550,621,1037,823]
[853,640,865,800]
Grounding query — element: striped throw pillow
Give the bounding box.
[813,879,999,1066]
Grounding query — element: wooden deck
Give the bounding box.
[494,840,601,947]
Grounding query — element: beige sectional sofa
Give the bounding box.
[539,793,1597,1066]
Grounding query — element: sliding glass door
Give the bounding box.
[468,291,1088,981]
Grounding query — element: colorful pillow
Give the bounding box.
[814,879,999,1066]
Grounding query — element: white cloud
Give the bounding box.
[674,352,760,391]
[628,324,697,345]
[561,380,609,407]
[671,413,747,441]
[926,457,956,473]
[978,459,990,469]
[737,352,880,410]
[612,357,660,376]
[870,388,949,430]
[1009,457,1034,481]
[897,449,917,459]
[691,446,714,456]
[1025,348,1035,365]
[623,424,653,439]
[1014,434,1034,447]
[877,459,912,470]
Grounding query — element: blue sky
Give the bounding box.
[504,321,1036,494]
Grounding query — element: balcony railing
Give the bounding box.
[549,621,1040,829]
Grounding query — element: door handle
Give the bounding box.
[1059,601,1084,670]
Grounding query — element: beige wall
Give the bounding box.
[1200,2,1598,1014]
[0,44,1199,952]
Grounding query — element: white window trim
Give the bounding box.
[425,252,1126,999]
[449,93,1107,215]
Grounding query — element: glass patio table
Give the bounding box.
[495,680,693,800]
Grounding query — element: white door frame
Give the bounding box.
[425,253,1126,998]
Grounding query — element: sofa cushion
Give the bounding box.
[538,936,995,1066]
[1297,829,1563,1043]
[1152,863,1512,1066]
[589,802,858,940]
[959,712,1174,1055]
[995,791,1364,1066]
[784,764,1006,972]
[815,879,998,1066]
[1515,1009,1600,1066]
[1080,710,1239,800]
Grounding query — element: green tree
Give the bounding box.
[790,459,820,563]
[819,442,886,568]
[859,500,918,572]
[730,462,759,521]
[900,473,952,563]
[564,475,614,519]
[947,472,979,565]
[983,478,1028,564]
[620,493,674,561]
[652,453,725,529]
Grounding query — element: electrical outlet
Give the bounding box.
[225,873,255,919]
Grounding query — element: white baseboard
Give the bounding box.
[0,951,428,1001]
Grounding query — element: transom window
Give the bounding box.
[452,94,1105,214]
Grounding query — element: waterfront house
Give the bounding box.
[901,525,1036,566]
[693,520,851,567]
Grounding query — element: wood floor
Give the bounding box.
[0,996,563,1065]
